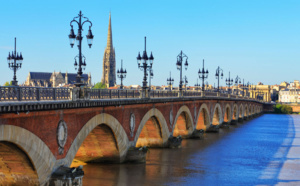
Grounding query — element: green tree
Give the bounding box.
[281,105,293,114]
[3,81,12,86]
[274,104,282,113]
[274,104,293,114]
[93,82,106,89]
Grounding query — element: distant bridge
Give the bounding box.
[0,86,267,185]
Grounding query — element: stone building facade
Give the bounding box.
[101,13,116,88]
[279,89,300,103]
[24,71,91,87]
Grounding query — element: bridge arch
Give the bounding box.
[212,103,223,125]
[244,104,249,117]
[224,104,232,123]
[134,108,170,147]
[173,105,194,138]
[248,104,251,116]
[0,125,55,185]
[232,104,238,121]
[239,104,244,119]
[66,113,129,165]
[195,103,210,131]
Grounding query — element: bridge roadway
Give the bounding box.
[0,87,267,185]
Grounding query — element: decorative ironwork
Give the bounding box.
[137,37,154,91]
[117,60,127,89]
[176,51,188,92]
[225,71,233,94]
[0,86,263,102]
[235,75,241,95]
[215,66,223,92]
[167,71,174,90]
[68,11,94,87]
[198,59,209,91]
[7,38,23,86]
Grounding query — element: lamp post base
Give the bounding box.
[11,80,18,86]
[74,75,86,87]
[141,88,150,99]
[74,83,87,87]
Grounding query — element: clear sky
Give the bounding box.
[0,0,299,87]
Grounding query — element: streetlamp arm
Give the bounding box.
[82,20,93,27]
[70,20,79,27]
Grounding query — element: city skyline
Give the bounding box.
[0,0,299,87]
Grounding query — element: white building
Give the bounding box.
[279,89,300,103]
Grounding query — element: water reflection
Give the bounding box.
[83,114,299,185]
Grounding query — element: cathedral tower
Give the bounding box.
[101,13,116,87]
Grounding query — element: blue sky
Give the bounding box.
[0,0,299,87]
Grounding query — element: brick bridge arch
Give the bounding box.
[239,104,244,119]
[195,103,210,131]
[64,113,130,165]
[244,104,249,117]
[0,125,55,185]
[212,103,223,125]
[248,104,251,116]
[232,104,238,121]
[249,104,252,116]
[224,103,232,123]
[172,105,194,138]
[134,108,170,147]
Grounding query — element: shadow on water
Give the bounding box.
[83,114,296,186]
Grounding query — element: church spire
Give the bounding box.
[107,12,113,51]
[101,12,116,88]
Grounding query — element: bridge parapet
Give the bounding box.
[0,86,265,114]
[0,86,70,101]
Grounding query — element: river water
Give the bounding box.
[83,114,300,186]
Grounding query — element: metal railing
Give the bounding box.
[150,90,179,98]
[0,86,70,101]
[90,89,140,99]
[183,91,202,97]
[0,86,261,102]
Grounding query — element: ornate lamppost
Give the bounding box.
[183,76,188,91]
[68,11,94,87]
[195,78,201,92]
[137,37,154,98]
[235,75,241,95]
[198,59,209,91]
[215,66,223,92]
[241,79,250,97]
[167,71,174,90]
[225,71,233,94]
[176,51,188,95]
[246,81,250,97]
[7,38,23,86]
[149,69,154,90]
[242,79,246,96]
[117,60,127,89]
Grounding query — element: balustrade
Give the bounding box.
[0,86,262,102]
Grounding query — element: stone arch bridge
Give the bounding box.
[0,87,268,185]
